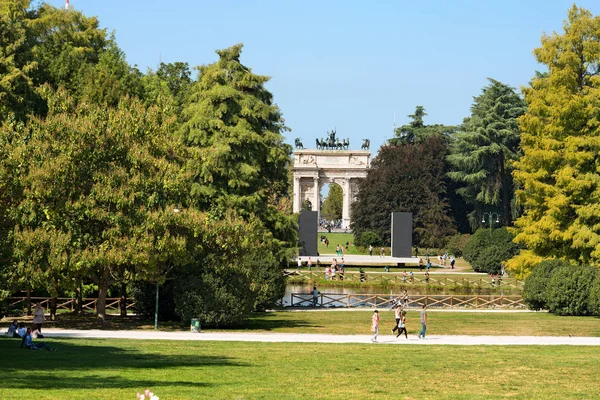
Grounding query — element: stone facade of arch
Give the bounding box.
[292,150,370,229]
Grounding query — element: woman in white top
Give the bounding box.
[33,304,45,337]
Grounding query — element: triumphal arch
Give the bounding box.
[291,131,371,229]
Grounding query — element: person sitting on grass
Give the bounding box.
[20,327,56,351]
[17,322,26,339]
[6,320,19,338]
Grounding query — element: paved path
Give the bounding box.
[42,329,600,346]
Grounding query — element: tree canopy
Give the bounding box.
[389,106,456,145]
[321,184,343,221]
[351,135,456,248]
[447,78,526,228]
[510,6,600,270]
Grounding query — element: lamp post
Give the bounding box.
[154,206,183,330]
[482,212,500,236]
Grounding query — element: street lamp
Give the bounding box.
[154,206,183,330]
[482,212,500,236]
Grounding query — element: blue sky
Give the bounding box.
[48,0,599,155]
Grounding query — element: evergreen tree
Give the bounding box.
[447,79,526,228]
[511,6,600,268]
[389,106,456,145]
[0,1,40,125]
[179,44,295,244]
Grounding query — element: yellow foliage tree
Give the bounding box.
[510,6,600,273]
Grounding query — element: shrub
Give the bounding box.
[446,234,471,258]
[356,230,382,247]
[546,264,598,316]
[129,281,179,321]
[522,259,569,311]
[589,273,600,316]
[463,228,519,274]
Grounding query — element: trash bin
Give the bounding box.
[190,318,201,333]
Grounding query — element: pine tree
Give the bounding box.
[447,79,526,228]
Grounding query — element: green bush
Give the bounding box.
[446,234,471,258]
[523,259,569,311]
[463,228,519,274]
[130,280,179,321]
[356,231,382,247]
[589,274,600,316]
[546,265,598,316]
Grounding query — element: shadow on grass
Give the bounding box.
[236,312,323,331]
[0,337,245,389]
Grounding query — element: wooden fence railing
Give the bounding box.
[289,293,526,309]
[284,270,523,290]
[6,297,136,313]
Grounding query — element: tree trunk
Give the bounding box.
[96,268,111,322]
[50,296,57,321]
[500,155,511,226]
[26,289,32,316]
[120,282,127,317]
[75,280,83,314]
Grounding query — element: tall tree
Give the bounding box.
[179,44,295,244]
[321,184,343,221]
[447,78,526,228]
[510,6,600,269]
[351,135,456,247]
[389,106,456,145]
[0,1,40,125]
[6,89,185,320]
[28,3,107,94]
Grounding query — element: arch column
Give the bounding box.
[293,176,300,213]
[313,177,320,217]
[342,178,351,229]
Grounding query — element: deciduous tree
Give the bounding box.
[511,6,600,268]
[351,135,456,247]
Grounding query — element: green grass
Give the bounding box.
[237,311,600,337]
[318,232,361,254]
[1,337,599,399]
[5,310,598,337]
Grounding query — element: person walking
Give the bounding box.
[33,304,44,337]
[391,306,402,336]
[369,245,373,256]
[297,256,302,269]
[397,311,408,339]
[402,289,409,307]
[419,305,427,339]
[418,258,424,271]
[312,286,320,307]
[371,310,380,342]
[425,271,430,284]
[380,247,385,258]
[450,256,455,269]
[308,257,313,271]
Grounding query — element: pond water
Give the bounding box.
[282,283,521,308]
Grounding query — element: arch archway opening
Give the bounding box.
[320,182,343,230]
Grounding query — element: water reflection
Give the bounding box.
[282,284,523,309]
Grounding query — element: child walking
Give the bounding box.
[371,310,380,343]
[397,311,408,339]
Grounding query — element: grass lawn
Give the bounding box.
[4,310,599,337]
[318,232,361,254]
[238,311,600,337]
[1,337,599,399]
